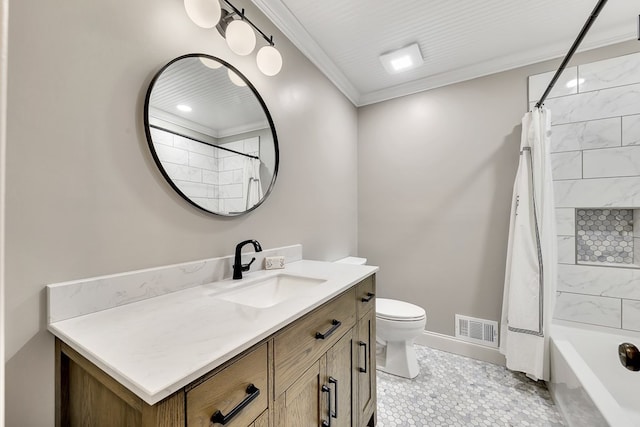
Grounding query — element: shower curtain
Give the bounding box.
[500,107,557,381]
[244,157,263,210]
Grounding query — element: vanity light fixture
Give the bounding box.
[256,45,283,76]
[225,19,256,56]
[184,0,222,29]
[186,0,282,76]
[199,56,223,69]
[379,43,424,74]
[227,69,247,87]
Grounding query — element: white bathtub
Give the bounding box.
[550,322,640,427]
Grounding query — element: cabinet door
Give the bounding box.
[325,329,354,427]
[274,360,324,427]
[356,309,376,427]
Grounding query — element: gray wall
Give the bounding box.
[0,0,7,423]
[4,0,357,425]
[358,40,640,337]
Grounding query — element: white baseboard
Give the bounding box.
[415,330,506,366]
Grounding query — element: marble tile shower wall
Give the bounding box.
[529,51,640,332]
[217,137,260,213]
[151,127,258,213]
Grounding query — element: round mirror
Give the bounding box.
[144,54,279,216]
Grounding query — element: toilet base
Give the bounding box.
[376,340,420,379]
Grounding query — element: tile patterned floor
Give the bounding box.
[377,345,565,426]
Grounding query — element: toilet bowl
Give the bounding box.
[376,298,426,379]
[333,257,426,378]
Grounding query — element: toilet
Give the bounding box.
[376,298,426,379]
[334,256,427,379]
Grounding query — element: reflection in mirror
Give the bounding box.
[144,54,278,216]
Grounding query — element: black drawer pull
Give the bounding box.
[329,376,338,418]
[361,292,375,302]
[321,384,332,427]
[315,319,341,340]
[359,341,368,373]
[211,384,260,425]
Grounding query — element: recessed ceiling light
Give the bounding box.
[379,43,424,74]
[390,55,413,72]
[566,78,585,88]
[177,104,192,112]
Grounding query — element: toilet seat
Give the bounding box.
[376,298,426,322]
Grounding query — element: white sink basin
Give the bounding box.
[214,274,327,308]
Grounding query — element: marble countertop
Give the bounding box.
[48,259,378,405]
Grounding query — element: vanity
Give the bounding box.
[49,54,377,426]
[48,245,378,426]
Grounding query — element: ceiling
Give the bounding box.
[149,56,268,138]
[252,0,639,106]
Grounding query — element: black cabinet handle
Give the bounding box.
[321,384,332,427]
[361,292,375,302]
[211,384,260,425]
[359,341,368,373]
[329,376,338,419]
[315,319,341,340]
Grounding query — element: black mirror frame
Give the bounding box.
[143,53,279,217]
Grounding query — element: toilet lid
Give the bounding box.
[376,298,426,321]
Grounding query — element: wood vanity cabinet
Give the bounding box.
[273,276,377,427]
[55,275,376,427]
[273,290,357,427]
[355,275,376,427]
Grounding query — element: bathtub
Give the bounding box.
[550,322,640,427]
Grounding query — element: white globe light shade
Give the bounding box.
[225,20,256,56]
[227,69,247,87]
[199,57,223,69]
[184,0,221,29]
[256,46,283,76]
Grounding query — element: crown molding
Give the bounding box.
[217,120,269,139]
[251,0,361,105]
[252,0,637,107]
[359,27,637,106]
[149,107,220,138]
[149,107,268,139]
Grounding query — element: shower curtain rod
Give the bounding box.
[535,0,608,108]
[150,124,260,160]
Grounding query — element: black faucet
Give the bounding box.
[233,239,263,280]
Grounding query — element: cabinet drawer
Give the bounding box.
[356,275,375,319]
[186,343,268,427]
[274,288,356,397]
[251,409,268,427]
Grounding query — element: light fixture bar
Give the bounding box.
[221,0,274,46]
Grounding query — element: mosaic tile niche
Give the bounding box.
[576,208,635,266]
